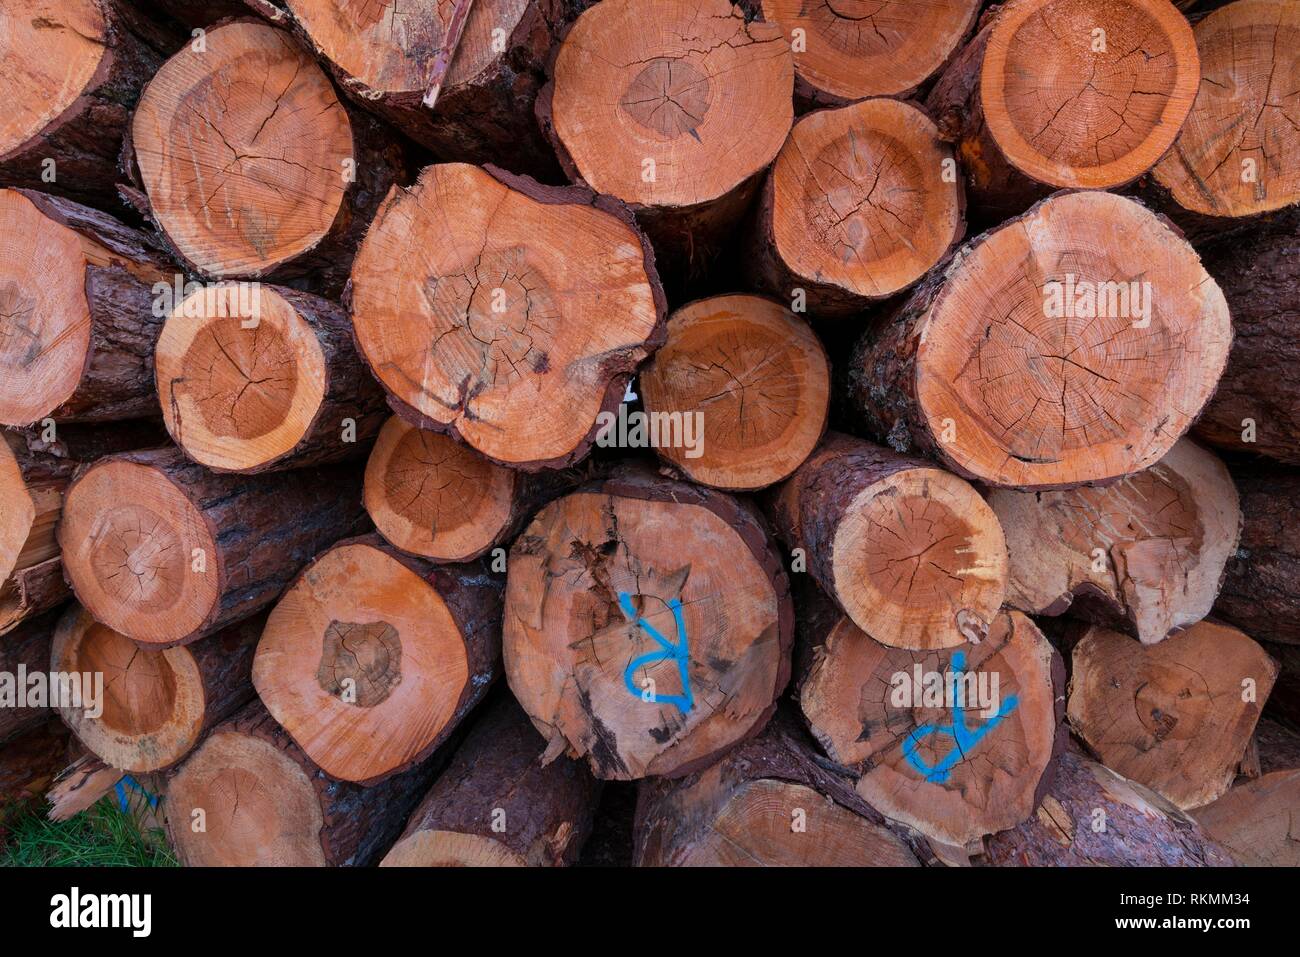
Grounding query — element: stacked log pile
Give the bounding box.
[0,0,1296,869]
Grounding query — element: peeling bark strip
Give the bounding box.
[635,710,925,866]
[798,596,1065,848]
[1149,0,1300,237]
[538,0,793,281]
[848,191,1232,490]
[767,432,1007,651]
[123,18,406,296]
[58,446,366,648]
[155,283,386,474]
[52,603,260,772]
[990,438,1241,645]
[0,421,166,635]
[382,697,599,866]
[165,699,442,866]
[347,163,666,471]
[982,748,1232,866]
[750,0,980,106]
[926,0,1200,222]
[1068,620,1278,810]
[0,0,171,210]
[253,535,502,785]
[638,294,829,491]
[746,98,965,317]
[0,189,173,428]
[503,467,793,780]
[1192,212,1300,464]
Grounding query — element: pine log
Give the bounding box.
[926,0,1200,223]
[0,719,73,816]
[503,468,793,780]
[122,18,406,296]
[989,438,1241,645]
[253,0,576,179]
[1,420,166,634]
[347,162,666,470]
[1214,464,1300,644]
[749,0,981,107]
[768,432,1008,650]
[746,98,964,317]
[848,190,1232,489]
[252,535,502,785]
[981,748,1233,866]
[0,0,170,210]
[0,608,62,746]
[1191,718,1300,865]
[538,0,793,283]
[1068,620,1278,809]
[154,283,386,473]
[1192,212,1300,463]
[58,446,366,648]
[1148,0,1300,239]
[165,699,440,865]
[0,189,173,428]
[382,697,599,866]
[634,709,926,867]
[45,755,124,822]
[798,600,1065,848]
[51,603,259,772]
[638,294,829,491]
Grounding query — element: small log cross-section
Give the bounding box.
[252,536,502,786]
[1068,620,1278,809]
[927,0,1200,221]
[540,0,793,278]
[638,295,829,491]
[753,0,981,105]
[155,283,386,473]
[1214,464,1300,645]
[990,438,1241,644]
[348,163,665,470]
[1150,0,1300,235]
[59,447,366,647]
[634,710,924,867]
[849,191,1232,489]
[165,700,441,866]
[747,98,964,317]
[382,698,600,867]
[982,749,1232,866]
[768,433,1008,651]
[504,469,793,780]
[0,189,172,428]
[52,604,259,773]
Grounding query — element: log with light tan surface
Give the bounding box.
[637,295,829,491]
[503,467,793,781]
[767,432,1008,651]
[382,697,599,866]
[58,446,365,648]
[1068,620,1278,809]
[154,283,386,473]
[746,98,964,317]
[252,535,502,785]
[348,162,665,471]
[538,0,794,282]
[848,191,1232,490]
[927,0,1201,223]
[989,438,1241,644]
[122,18,406,296]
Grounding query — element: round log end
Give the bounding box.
[380,831,527,867]
[0,435,37,583]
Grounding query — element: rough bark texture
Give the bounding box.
[0,719,74,818]
[0,608,62,746]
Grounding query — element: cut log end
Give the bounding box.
[638,295,828,490]
[382,831,527,867]
[1152,0,1300,220]
[980,0,1200,190]
[363,416,516,561]
[0,436,38,589]
[131,19,353,278]
[758,0,980,102]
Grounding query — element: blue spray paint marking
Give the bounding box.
[618,591,693,716]
[901,651,1019,784]
[114,775,159,813]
